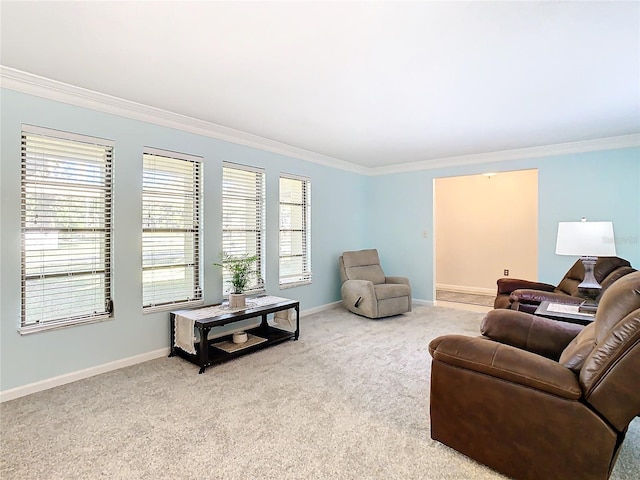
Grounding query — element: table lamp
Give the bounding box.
[555,218,616,308]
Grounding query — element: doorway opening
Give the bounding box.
[433,169,538,308]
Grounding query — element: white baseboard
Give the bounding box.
[301,300,342,316]
[1,301,343,403]
[412,299,435,306]
[0,348,170,403]
[310,299,436,309]
[436,283,495,296]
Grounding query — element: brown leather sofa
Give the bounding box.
[494,256,635,313]
[429,270,640,480]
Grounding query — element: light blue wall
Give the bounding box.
[368,149,640,302]
[2,88,639,393]
[0,89,368,391]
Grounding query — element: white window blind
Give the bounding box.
[222,163,265,294]
[142,149,202,310]
[20,125,114,332]
[279,175,311,287]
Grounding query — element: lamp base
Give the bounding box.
[578,256,602,290]
[577,256,602,312]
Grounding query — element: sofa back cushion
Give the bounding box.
[555,256,632,296]
[578,271,640,431]
[596,266,637,301]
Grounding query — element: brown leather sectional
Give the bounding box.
[429,271,640,480]
[494,256,636,313]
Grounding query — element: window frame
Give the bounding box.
[19,124,114,334]
[142,147,203,312]
[279,173,312,288]
[221,162,266,296]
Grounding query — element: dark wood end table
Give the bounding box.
[534,300,595,326]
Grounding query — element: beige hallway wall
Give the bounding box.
[435,169,538,294]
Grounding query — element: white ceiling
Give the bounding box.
[1,1,639,170]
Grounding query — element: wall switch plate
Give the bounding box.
[504,269,509,276]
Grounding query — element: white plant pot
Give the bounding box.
[229,293,246,309]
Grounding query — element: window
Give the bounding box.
[20,125,114,333]
[221,163,265,294]
[142,148,202,310]
[279,174,311,287]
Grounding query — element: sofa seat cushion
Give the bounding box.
[374,283,410,300]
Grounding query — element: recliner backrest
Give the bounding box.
[340,249,386,285]
[573,271,640,431]
[597,265,637,301]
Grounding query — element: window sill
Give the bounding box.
[143,300,204,314]
[19,314,112,335]
[223,287,266,298]
[279,280,312,290]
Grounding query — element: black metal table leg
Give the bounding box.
[169,315,176,357]
[294,305,300,340]
[198,326,210,374]
[261,314,269,338]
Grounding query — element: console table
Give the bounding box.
[169,296,299,373]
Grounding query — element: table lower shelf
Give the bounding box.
[212,333,267,353]
[171,325,296,372]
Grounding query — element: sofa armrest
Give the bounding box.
[385,276,410,286]
[429,335,581,399]
[497,278,555,295]
[510,289,584,306]
[480,309,583,360]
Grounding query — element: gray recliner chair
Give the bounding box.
[339,249,411,318]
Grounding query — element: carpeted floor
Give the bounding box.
[1,304,638,480]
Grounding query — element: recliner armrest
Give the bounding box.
[429,335,581,399]
[341,279,377,317]
[496,278,555,295]
[341,279,375,299]
[480,309,583,360]
[510,289,584,306]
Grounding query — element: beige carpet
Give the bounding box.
[1,305,638,480]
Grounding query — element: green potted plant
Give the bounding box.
[214,252,259,308]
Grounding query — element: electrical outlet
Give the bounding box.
[504,269,509,276]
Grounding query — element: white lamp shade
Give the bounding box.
[555,221,616,257]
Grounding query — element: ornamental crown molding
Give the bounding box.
[368,133,640,176]
[2,66,638,176]
[0,66,366,175]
